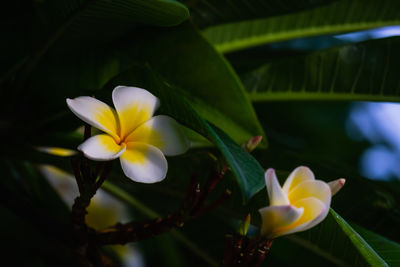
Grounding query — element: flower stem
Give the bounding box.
[94,165,231,246]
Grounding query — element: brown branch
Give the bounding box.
[71,124,116,266]
[71,158,85,194]
[238,238,258,266]
[183,175,197,209]
[252,239,273,267]
[94,165,231,246]
[94,161,113,190]
[220,235,273,267]
[191,165,229,216]
[221,234,234,267]
[193,189,231,217]
[95,211,186,245]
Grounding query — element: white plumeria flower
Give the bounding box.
[259,166,345,239]
[66,86,189,183]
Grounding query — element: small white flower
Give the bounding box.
[67,86,189,183]
[259,166,345,238]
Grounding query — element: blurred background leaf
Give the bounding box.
[241,37,400,102]
[179,0,335,29]
[203,0,400,53]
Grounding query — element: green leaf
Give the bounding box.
[330,209,388,266]
[33,0,189,30]
[352,224,400,266]
[206,124,265,200]
[179,0,334,28]
[285,209,388,267]
[12,162,71,222]
[0,161,74,265]
[203,0,400,53]
[128,23,265,144]
[241,37,400,102]
[5,0,189,91]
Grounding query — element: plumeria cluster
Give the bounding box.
[67,86,345,266]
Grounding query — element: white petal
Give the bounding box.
[259,205,304,238]
[265,169,289,206]
[282,166,315,194]
[125,115,190,156]
[281,197,329,236]
[112,86,160,139]
[328,178,346,196]
[78,134,126,161]
[37,147,77,157]
[66,97,120,141]
[288,180,331,207]
[120,143,167,183]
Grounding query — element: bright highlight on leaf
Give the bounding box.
[259,166,345,239]
[67,86,190,183]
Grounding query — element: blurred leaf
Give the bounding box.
[0,160,74,265]
[140,235,185,267]
[242,37,400,102]
[285,209,388,267]
[3,0,189,94]
[34,0,189,30]
[32,0,190,52]
[203,0,400,53]
[352,224,400,266]
[14,161,71,222]
[0,205,74,267]
[180,0,335,29]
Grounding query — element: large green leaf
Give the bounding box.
[179,0,334,28]
[283,209,388,267]
[241,37,400,102]
[126,23,265,144]
[2,0,189,89]
[34,0,189,29]
[203,0,400,53]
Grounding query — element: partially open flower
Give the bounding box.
[67,86,189,183]
[259,166,345,239]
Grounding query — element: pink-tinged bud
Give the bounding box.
[238,214,251,236]
[328,178,346,196]
[242,136,263,152]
